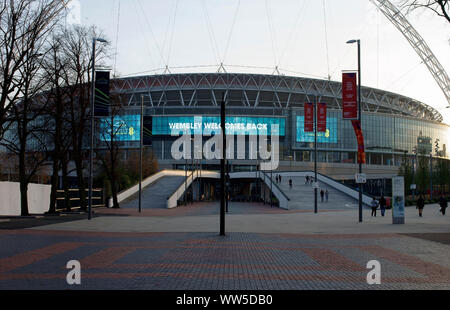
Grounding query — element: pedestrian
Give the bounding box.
[320,189,324,202]
[325,189,329,202]
[439,194,447,215]
[289,179,292,189]
[371,197,378,217]
[279,175,282,183]
[276,174,279,183]
[416,195,425,217]
[379,195,386,217]
[305,176,309,185]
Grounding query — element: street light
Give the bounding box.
[88,37,108,220]
[346,38,363,223]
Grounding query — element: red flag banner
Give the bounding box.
[351,120,366,164]
[317,102,327,132]
[304,102,314,132]
[342,72,358,119]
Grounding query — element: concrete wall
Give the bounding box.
[0,182,51,216]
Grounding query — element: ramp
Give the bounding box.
[120,176,186,209]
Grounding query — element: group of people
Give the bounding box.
[370,195,387,217]
[320,189,329,202]
[416,194,448,217]
[370,194,448,217]
[305,175,315,185]
[275,174,282,184]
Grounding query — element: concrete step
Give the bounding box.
[275,176,359,210]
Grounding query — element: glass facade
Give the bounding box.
[142,109,450,165]
[152,116,285,136]
[291,109,450,164]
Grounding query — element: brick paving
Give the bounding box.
[1,229,450,290]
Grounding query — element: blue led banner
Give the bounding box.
[99,115,141,141]
[296,116,337,143]
[152,116,285,136]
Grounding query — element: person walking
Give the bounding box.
[279,175,282,183]
[289,179,293,189]
[379,195,386,217]
[320,189,324,202]
[416,195,425,217]
[325,189,329,202]
[305,176,309,185]
[371,197,378,217]
[439,194,447,215]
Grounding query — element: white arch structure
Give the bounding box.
[370,0,450,108]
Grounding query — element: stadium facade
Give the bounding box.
[107,72,450,178]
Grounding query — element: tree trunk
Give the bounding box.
[74,153,87,211]
[62,153,71,212]
[110,167,120,208]
[48,158,59,214]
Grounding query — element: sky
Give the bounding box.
[74,0,450,124]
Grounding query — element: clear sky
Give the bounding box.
[76,0,450,124]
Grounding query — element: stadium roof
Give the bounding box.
[111,73,443,123]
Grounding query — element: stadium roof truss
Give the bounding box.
[112,73,443,122]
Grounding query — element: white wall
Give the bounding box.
[0,182,51,216]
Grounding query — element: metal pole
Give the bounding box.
[226,160,229,213]
[220,92,226,235]
[357,40,363,223]
[314,94,318,214]
[430,153,433,200]
[88,39,96,220]
[191,148,194,205]
[270,146,273,207]
[412,153,416,201]
[139,95,144,213]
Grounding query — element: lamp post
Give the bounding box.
[89,37,107,220]
[314,93,318,214]
[346,39,363,223]
[139,95,144,213]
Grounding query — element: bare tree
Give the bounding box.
[1,49,52,216]
[0,0,66,139]
[96,93,126,209]
[60,25,108,211]
[398,0,450,22]
[41,29,73,214]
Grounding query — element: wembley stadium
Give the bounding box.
[107,72,450,180]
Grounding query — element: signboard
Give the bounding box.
[94,71,110,117]
[304,102,314,132]
[355,173,366,184]
[296,117,338,143]
[351,120,366,164]
[342,72,358,119]
[99,115,141,142]
[392,176,405,224]
[410,184,416,190]
[152,116,285,136]
[317,102,327,132]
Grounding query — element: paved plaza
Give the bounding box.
[0,202,449,290]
